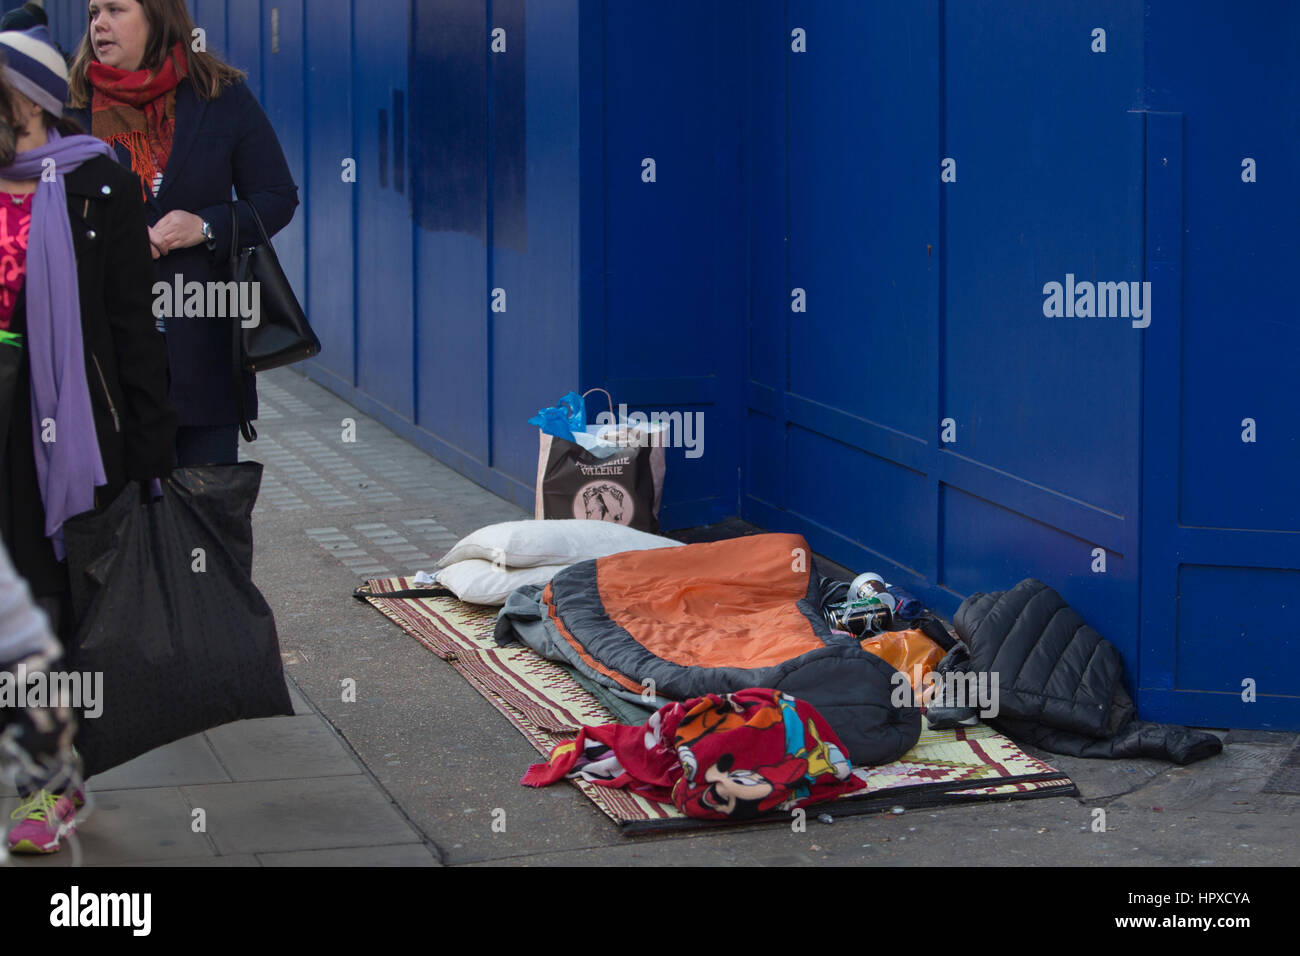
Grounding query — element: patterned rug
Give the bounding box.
[357,577,1078,833]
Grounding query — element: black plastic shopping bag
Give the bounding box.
[0,336,21,453]
[61,463,292,777]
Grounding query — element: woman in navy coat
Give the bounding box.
[67,0,298,465]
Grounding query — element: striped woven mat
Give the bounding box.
[357,576,1078,833]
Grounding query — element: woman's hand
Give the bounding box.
[148,210,207,258]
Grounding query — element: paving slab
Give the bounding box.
[203,713,363,782]
[2,787,215,867]
[180,775,421,856]
[1223,730,1298,747]
[460,793,1299,867]
[85,733,230,791]
[257,844,440,866]
[114,854,262,867]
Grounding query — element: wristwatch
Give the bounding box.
[201,219,215,250]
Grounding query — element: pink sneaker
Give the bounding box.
[7,790,77,854]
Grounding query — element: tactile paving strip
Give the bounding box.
[306,519,461,578]
[245,369,531,539]
[245,386,445,512]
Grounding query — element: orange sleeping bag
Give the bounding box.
[500,532,925,766]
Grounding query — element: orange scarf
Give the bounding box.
[87,42,188,200]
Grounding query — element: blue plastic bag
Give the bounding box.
[528,391,586,442]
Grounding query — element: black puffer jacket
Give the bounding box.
[952,579,1222,766]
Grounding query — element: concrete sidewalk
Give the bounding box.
[5,368,1298,866]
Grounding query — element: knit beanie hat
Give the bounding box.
[0,3,47,33]
[0,24,67,117]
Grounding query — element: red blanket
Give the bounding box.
[522,688,866,820]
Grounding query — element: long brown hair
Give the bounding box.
[67,0,245,108]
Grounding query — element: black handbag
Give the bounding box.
[228,199,321,441]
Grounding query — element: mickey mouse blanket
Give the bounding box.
[522,689,866,821]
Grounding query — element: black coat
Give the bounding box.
[73,77,299,427]
[0,154,177,596]
[951,579,1223,765]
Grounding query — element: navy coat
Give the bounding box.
[74,77,299,427]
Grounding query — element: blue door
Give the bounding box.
[1139,5,1300,730]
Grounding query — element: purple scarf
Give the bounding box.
[1,129,115,559]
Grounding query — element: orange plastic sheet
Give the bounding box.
[859,629,945,692]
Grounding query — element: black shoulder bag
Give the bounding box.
[228,199,321,441]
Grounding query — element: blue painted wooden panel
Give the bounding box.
[409,0,488,241]
[745,0,1149,678]
[944,1,1143,520]
[745,1,942,592]
[301,0,355,390]
[788,429,931,576]
[1139,3,1300,730]
[259,0,304,301]
[489,0,581,493]
[746,411,782,506]
[600,9,726,381]
[290,0,588,510]
[490,0,526,257]
[787,1,937,442]
[743,0,789,532]
[942,0,1145,667]
[594,0,745,528]
[744,0,786,406]
[1139,109,1186,698]
[941,487,1131,646]
[47,0,82,53]
[411,219,489,459]
[1158,6,1300,533]
[352,0,413,418]
[409,0,489,461]
[1176,566,1299,695]
[224,0,259,94]
[189,0,228,63]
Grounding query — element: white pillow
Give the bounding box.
[435,560,569,606]
[436,519,682,570]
